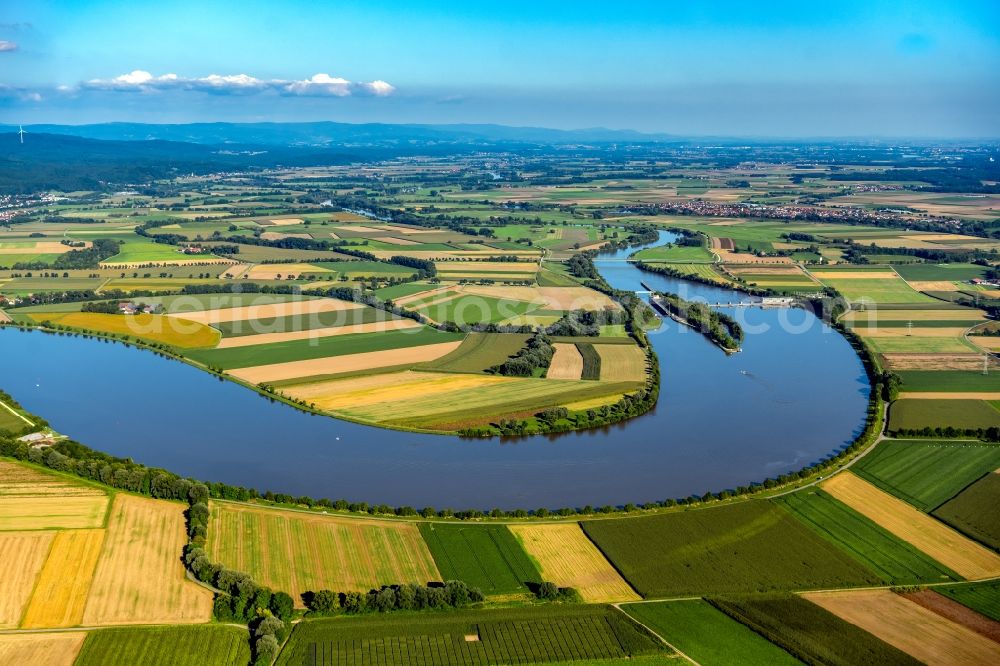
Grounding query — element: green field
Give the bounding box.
[632,243,713,263]
[818,277,934,304]
[581,502,878,597]
[186,328,464,369]
[897,371,1000,393]
[275,605,668,666]
[418,523,541,595]
[708,595,919,666]
[933,472,1000,550]
[104,239,203,263]
[75,625,251,666]
[641,262,727,283]
[0,401,31,433]
[621,600,799,666]
[863,336,976,354]
[852,439,1000,511]
[936,580,1000,622]
[892,263,989,281]
[578,343,602,380]
[888,399,1000,432]
[420,333,530,373]
[415,295,540,325]
[214,306,392,337]
[774,489,959,584]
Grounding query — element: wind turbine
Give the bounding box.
[18,125,25,144]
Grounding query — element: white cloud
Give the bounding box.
[0,40,17,52]
[79,71,394,97]
[284,73,352,96]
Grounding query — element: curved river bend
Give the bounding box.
[0,232,869,509]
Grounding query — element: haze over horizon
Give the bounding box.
[1,0,999,138]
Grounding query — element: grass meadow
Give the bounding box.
[581,502,878,598]
[186,328,464,369]
[774,489,959,584]
[275,605,667,666]
[933,472,1000,551]
[418,523,541,596]
[419,333,529,373]
[852,440,1000,511]
[708,595,921,666]
[888,399,1000,432]
[75,625,251,666]
[207,502,440,605]
[621,599,799,666]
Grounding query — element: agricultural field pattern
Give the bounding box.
[2,34,1000,665]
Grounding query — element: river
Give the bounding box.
[0,232,869,509]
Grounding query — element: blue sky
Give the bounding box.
[1,0,998,136]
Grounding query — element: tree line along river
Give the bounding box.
[0,232,869,509]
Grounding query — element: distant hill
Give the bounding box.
[0,121,674,148]
[0,132,361,193]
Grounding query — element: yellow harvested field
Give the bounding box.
[0,496,108,532]
[563,394,626,411]
[844,309,985,322]
[0,241,91,254]
[715,251,792,264]
[331,224,385,234]
[259,231,311,241]
[0,461,106,499]
[229,340,464,384]
[26,312,221,349]
[897,392,1000,400]
[392,285,451,305]
[853,327,971,338]
[207,502,440,607]
[907,281,961,292]
[821,472,1000,579]
[969,336,1000,351]
[0,532,53,628]
[82,495,213,626]
[458,285,617,311]
[803,590,1000,666]
[22,529,105,628]
[375,236,421,245]
[510,524,639,603]
[264,217,304,226]
[547,344,584,380]
[595,344,648,382]
[283,371,514,411]
[437,261,540,273]
[811,271,899,280]
[883,354,995,371]
[220,263,251,279]
[215,319,421,348]
[0,633,86,666]
[245,263,333,279]
[167,298,360,324]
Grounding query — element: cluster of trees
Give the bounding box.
[388,255,436,276]
[545,309,625,337]
[654,291,743,352]
[81,301,120,314]
[892,426,1000,441]
[304,580,484,616]
[535,582,579,602]
[844,243,996,264]
[488,332,554,376]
